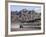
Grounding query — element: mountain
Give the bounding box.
[11,9,32,15]
[11,9,41,23]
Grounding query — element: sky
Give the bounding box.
[10,5,41,13]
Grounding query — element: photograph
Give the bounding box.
[8,2,44,35]
[11,5,41,31]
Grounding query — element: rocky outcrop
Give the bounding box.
[11,9,41,23]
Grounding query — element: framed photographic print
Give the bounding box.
[7,1,45,35]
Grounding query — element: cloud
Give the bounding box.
[34,8,41,13]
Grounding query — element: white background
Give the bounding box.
[0,0,46,37]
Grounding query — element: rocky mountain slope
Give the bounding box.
[11,9,41,23]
